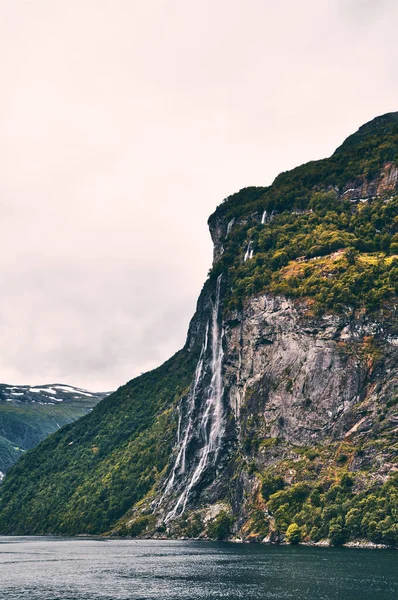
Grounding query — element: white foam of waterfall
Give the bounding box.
[226,218,235,237]
[244,241,254,262]
[261,210,267,224]
[176,404,182,445]
[165,274,225,521]
[159,323,209,504]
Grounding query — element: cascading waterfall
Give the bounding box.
[261,210,267,224]
[226,218,235,236]
[159,323,209,504]
[162,274,225,522]
[176,403,182,445]
[244,241,254,262]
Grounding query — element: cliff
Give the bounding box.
[0,113,397,546]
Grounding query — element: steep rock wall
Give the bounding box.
[156,285,397,525]
[149,202,398,539]
[2,113,397,542]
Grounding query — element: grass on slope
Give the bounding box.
[210,112,398,223]
[0,349,197,535]
[213,195,398,314]
[0,396,101,473]
[0,435,23,473]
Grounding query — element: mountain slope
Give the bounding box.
[0,113,397,545]
[0,384,108,477]
[0,352,198,533]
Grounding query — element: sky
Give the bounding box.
[1,0,398,391]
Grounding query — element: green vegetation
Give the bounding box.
[264,473,398,546]
[210,112,398,223]
[128,515,156,537]
[0,393,101,473]
[0,435,23,473]
[261,473,285,501]
[286,523,303,544]
[207,510,234,540]
[0,350,197,534]
[214,194,397,313]
[159,512,206,539]
[208,113,398,313]
[0,113,397,542]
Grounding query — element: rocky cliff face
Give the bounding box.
[0,113,397,544]
[150,226,397,541]
[133,116,398,542]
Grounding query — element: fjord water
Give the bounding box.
[0,538,397,600]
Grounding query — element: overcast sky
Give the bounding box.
[1,0,397,391]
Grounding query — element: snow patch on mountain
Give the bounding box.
[0,383,110,405]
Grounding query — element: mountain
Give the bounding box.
[0,384,109,479]
[0,113,397,546]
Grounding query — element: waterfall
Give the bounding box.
[159,323,209,503]
[176,403,182,445]
[244,241,254,262]
[226,218,235,237]
[261,210,267,224]
[162,274,225,522]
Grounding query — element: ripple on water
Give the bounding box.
[0,538,397,600]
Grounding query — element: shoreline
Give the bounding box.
[131,535,397,550]
[0,533,395,550]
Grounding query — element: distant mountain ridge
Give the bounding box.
[0,382,107,404]
[0,383,109,477]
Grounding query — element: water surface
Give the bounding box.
[0,537,397,600]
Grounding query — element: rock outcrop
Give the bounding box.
[0,112,397,545]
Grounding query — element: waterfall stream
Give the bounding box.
[226,218,235,236]
[159,323,209,504]
[162,274,225,522]
[244,241,254,262]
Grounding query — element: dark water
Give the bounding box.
[0,537,397,600]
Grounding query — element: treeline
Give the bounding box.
[265,472,398,546]
[213,194,398,313]
[0,349,198,534]
[210,112,398,223]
